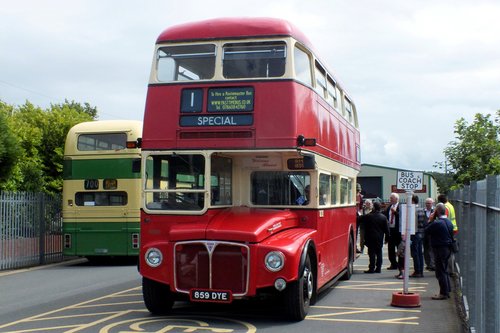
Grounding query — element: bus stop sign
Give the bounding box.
[396,171,423,191]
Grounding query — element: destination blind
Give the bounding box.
[180,87,254,127]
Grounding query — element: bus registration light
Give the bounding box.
[296,135,316,147]
[145,248,163,267]
[126,141,138,148]
[64,234,71,249]
[132,233,140,249]
[265,251,285,272]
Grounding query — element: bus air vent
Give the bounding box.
[180,131,253,139]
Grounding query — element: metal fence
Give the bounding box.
[0,192,63,270]
[449,175,500,333]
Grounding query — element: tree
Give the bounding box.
[440,110,500,188]
[2,100,97,193]
[428,171,454,195]
[42,101,97,192]
[0,102,20,185]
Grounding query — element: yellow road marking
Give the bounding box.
[0,287,140,330]
[0,259,87,277]
[27,311,122,322]
[308,308,382,317]
[308,305,420,325]
[1,324,81,333]
[64,310,135,333]
[74,301,144,308]
[311,305,421,313]
[306,317,419,325]
[336,280,428,292]
[113,292,143,297]
[99,316,257,333]
[379,317,420,324]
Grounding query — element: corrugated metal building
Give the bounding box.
[357,163,438,203]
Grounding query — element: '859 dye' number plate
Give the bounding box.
[189,289,232,303]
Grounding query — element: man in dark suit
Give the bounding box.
[425,203,454,299]
[363,201,390,273]
[423,198,435,271]
[385,193,401,270]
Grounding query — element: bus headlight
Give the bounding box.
[265,251,285,272]
[145,248,163,267]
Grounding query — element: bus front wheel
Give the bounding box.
[284,254,314,321]
[142,277,174,315]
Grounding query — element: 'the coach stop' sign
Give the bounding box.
[396,170,424,191]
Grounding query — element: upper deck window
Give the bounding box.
[345,98,353,123]
[77,133,126,151]
[326,76,338,108]
[157,44,216,82]
[223,42,286,79]
[314,62,327,98]
[294,46,312,86]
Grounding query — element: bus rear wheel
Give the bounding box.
[284,254,314,321]
[142,277,174,315]
[341,236,354,280]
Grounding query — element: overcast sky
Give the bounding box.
[1,0,499,172]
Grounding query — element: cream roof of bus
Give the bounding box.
[64,120,143,156]
[156,17,314,51]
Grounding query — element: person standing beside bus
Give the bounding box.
[437,194,457,234]
[356,183,364,253]
[425,203,453,300]
[410,195,426,277]
[437,194,457,276]
[363,201,390,273]
[385,193,401,270]
[423,198,435,271]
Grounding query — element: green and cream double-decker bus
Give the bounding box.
[62,120,142,259]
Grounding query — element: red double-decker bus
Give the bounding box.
[139,17,361,321]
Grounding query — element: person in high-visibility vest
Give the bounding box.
[437,194,458,234]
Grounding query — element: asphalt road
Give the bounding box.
[0,255,462,333]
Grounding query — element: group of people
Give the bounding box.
[357,191,458,300]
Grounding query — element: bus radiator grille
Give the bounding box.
[174,241,249,295]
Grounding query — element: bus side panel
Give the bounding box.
[297,207,355,288]
[323,207,355,283]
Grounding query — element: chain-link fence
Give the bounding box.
[0,192,63,270]
[449,175,500,333]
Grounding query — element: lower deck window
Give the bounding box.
[251,171,310,206]
[75,192,127,206]
[144,154,206,211]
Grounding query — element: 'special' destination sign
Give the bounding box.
[180,115,253,127]
[208,87,254,112]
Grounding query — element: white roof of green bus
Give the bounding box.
[65,120,143,155]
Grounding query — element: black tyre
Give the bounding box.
[142,277,174,315]
[341,236,354,280]
[285,254,314,321]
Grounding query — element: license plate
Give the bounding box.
[189,289,232,303]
